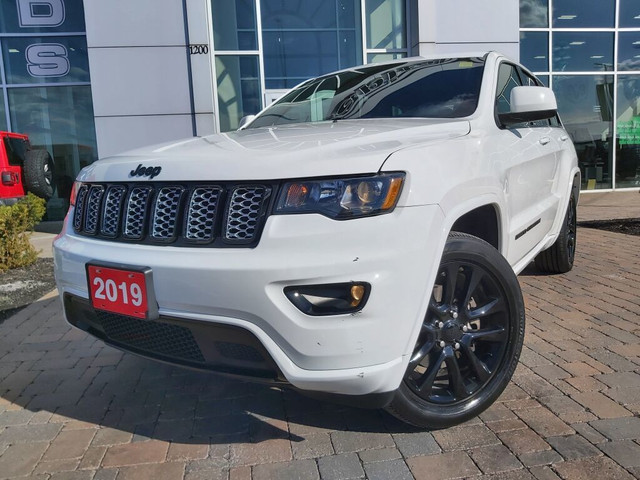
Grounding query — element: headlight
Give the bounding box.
[275,173,404,220]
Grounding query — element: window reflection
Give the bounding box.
[248,58,485,129]
[0,0,86,34]
[536,75,549,87]
[520,0,548,28]
[617,32,640,72]
[553,32,613,72]
[8,86,98,212]
[263,31,359,89]
[365,0,406,49]
[619,0,640,28]
[520,32,548,72]
[2,37,90,85]
[212,0,258,50]
[552,0,614,28]
[216,55,261,131]
[496,64,522,114]
[553,75,614,189]
[616,76,640,187]
[367,52,406,63]
[0,99,6,130]
[260,0,362,89]
[262,0,357,29]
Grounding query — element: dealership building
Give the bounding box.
[1,0,638,218]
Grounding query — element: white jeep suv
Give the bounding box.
[53,52,580,428]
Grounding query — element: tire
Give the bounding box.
[386,232,525,429]
[534,195,577,274]
[24,149,55,200]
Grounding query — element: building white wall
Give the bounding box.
[411,0,519,60]
[83,0,212,158]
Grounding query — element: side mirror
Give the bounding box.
[499,86,557,127]
[238,115,256,130]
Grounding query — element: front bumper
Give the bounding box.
[54,204,445,395]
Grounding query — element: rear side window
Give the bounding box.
[3,137,28,166]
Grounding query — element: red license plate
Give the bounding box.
[87,264,151,319]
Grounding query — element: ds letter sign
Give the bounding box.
[17,0,71,78]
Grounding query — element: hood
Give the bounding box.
[78,118,470,182]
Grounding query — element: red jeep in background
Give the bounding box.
[0,131,55,205]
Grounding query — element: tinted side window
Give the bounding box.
[495,63,523,115]
[517,67,560,127]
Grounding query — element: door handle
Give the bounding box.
[560,135,569,142]
[539,137,551,146]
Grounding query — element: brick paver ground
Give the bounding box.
[1,223,640,478]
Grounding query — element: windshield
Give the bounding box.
[247,57,485,129]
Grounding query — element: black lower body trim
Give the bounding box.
[297,390,396,409]
[62,293,397,407]
[63,293,285,381]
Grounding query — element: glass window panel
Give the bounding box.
[535,74,549,87]
[0,0,86,34]
[366,0,406,49]
[261,0,358,29]
[618,32,640,72]
[260,1,362,89]
[520,32,549,72]
[215,55,261,131]
[619,0,640,28]
[0,94,7,130]
[552,0,614,28]
[339,30,359,69]
[263,31,340,84]
[8,85,98,216]
[212,0,257,50]
[267,78,308,89]
[553,75,614,189]
[496,64,523,114]
[616,76,640,187]
[520,0,548,28]
[338,0,358,29]
[2,36,90,85]
[261,0,333,28]
[552,32,613,72]
[367,52,406,63]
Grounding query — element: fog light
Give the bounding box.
[284,282,370,316]
[350,285,365,306]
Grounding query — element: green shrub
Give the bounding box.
[0,193,47,271]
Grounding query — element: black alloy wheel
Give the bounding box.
[386,232,525,429]
[565,196,577,262]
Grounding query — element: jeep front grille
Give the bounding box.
[225,186,268,241]
[73,182,273,247]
